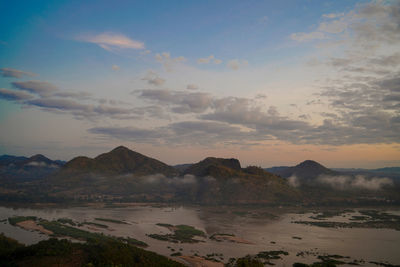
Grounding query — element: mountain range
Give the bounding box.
[0,146,398,205]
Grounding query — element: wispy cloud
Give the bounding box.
[317,174,393,190]
[0,88,35,101]
[322,13,344,19]
[0,68,37,79]
[141,70,165,86]
[77,32,144,51]
[290,31,326,42]
[227,59,248,70]
[155,52,186,71]
[197,55,222,64]
[186,84,199,90]
[12,80,57,97]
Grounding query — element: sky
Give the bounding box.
[0,0,399,168]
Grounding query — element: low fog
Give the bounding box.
[286,173,394,191]
[317,175,393,190]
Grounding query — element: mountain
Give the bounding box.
[184,157,241,177]
[173,163,193,172]
[266,160,338,181]
[58,146,178,177]
[1,148,397,205]
[41,149,301,205]
[0,155,28,167]
[0,154,64,181]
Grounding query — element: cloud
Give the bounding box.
[140,49,151,55]
[0,88,35,101]
[290,31,326,42]
[89,126,164,142]
[155,52,186,71]
[88,120,263,146]
[0,68,37,78]
[318,19,347,34]
[53,91,92,100]
[77,32,144,51]
[186,84,199,90]
[142,71,166,86]
[227,59,248,70]
[134,89,213,113]
[26,161,58,168]
[317,174,393,190]
[111,65,120,71]
[27,98,90,111]
[288,175,300,187]
[197,55,222,64]
[322,13,344,19]
[12,80,58,97]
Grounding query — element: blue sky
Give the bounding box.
[1,0,399,168]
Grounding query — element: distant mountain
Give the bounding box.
[0,154,64,181]
[54,146,179,178]
[266,160,338,180]
[265,166,289,174]
[374,167,400,174]
[0,155,28,167]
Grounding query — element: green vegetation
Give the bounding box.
[95,217,128,224]
[0,235,183,267]
[82,221,109,228]
[227,255,264,267]
[209,233,234,241]
[294,209,400,231]
[57,217,76,226]
[8,216,37,225]
[294,254,367,266]
[310,210,353,220]
[156,223,173,227]
[369,260,400,266]
[118,236,148,247]
[227,250,289,266]
[148,224,206,243]
[257,250,289,260]
[39,220,111,241]
[170,252,182,257]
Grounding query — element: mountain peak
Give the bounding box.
[297,160,325,169]
[30,154,50,162]
[110,146,131,153]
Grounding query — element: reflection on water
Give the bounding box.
[1,205,399,265]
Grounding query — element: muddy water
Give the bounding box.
[1,205,399,266]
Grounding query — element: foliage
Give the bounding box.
[0,236,184,267]
[8,216,37,226]
[148,224,205,243]
[95,217,128,224]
